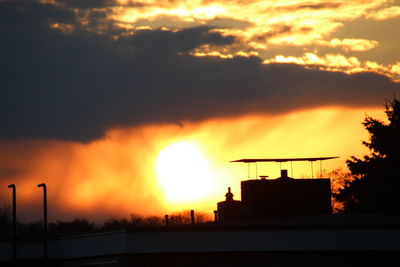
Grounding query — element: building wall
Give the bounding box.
[241,178,331,219]
[2,226,400,266]
[129,251,400,267]
[217,200,242,222]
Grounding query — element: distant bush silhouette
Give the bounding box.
[101,216,131,231]
[0,205,12,239]
[169,210,212,225]
[101,214,165,231]
[335,97,400,213]
[0,210,214,239]
[17,220,43,237]
[130,214,164,227]
[49,218,97,234]
[326,168,354,213]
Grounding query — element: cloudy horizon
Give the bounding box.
[1,0,399,220]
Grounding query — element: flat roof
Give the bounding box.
[231,157,339,163]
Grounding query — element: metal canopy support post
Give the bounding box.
[310,161,314,178]
[320,160,323,178]
[291,161,293,177]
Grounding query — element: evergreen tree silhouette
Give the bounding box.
[335,97,400,213]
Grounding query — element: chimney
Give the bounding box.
[225,187,234,201]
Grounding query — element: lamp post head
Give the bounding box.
[37,183,46,188]
[8,184,15,189]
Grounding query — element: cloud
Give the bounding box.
[50,0,391,59]
[133,15,252,30]
[1,0,399,142]
[265,52,400,82]
[365,6,400,21]
[316,38,378,52]
[273,2,342,12]
[55,0,118,9]
[252,25,293,42]
[118,26,235,52]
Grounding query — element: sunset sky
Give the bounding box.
[0,0,399,221]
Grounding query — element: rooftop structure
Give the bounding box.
[218,157,338,222]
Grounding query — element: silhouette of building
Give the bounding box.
[217,187,242,222]
[218,161,333,222]
[7,157,400,266]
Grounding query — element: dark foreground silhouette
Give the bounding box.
[335,97,400,214]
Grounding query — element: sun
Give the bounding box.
[156,141,214,203]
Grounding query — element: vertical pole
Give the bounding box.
[37,183,47,263]
[255,163,258,179]
[320,160,323,178]
[247,163,250,179]
[214,210,218,223]
[291,161,293,177]
[164,215,169,226]
[7,184,16,263]
[310,162,314,178]
[190,210,195,225]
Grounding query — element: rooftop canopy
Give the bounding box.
[230,157,339,163]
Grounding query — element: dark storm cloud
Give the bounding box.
[119,26,235,52]
[0,0,75,25]
[0,0,399,142]
[252,25,292,42]
[55,0,118,9]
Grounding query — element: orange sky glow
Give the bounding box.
[1,0,399,222]
[0,107,386,221]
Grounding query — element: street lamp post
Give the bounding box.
[7,184,16,262]
[37,183,47,262]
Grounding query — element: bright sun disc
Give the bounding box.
[156,141,213,203]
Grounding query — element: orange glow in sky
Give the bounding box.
[0,106,386,220]
[2,0,399,224]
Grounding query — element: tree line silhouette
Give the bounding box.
[0,208,211,240]
[0,97,399,238]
